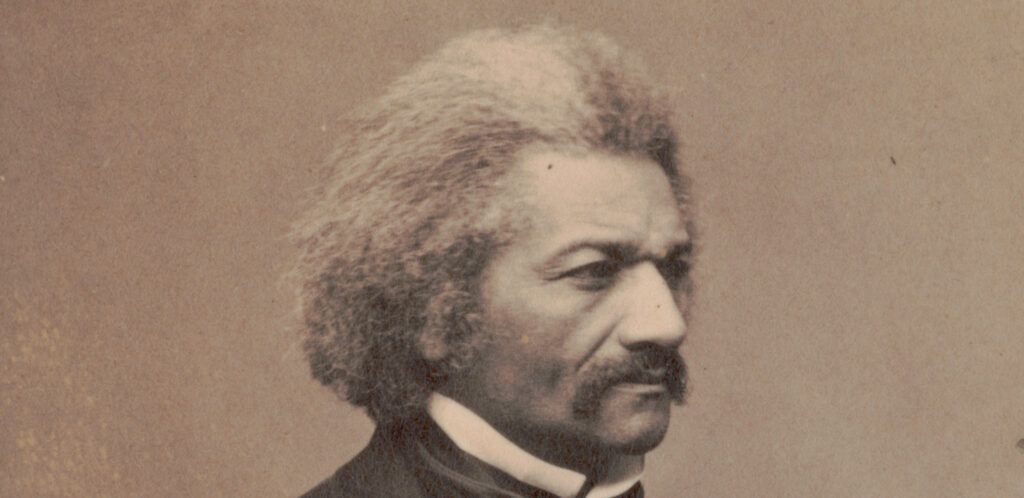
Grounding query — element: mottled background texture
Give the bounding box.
[2,1,1022,496]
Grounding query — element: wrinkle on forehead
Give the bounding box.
[509,148,687,253]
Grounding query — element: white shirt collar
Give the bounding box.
[427,393,643,498]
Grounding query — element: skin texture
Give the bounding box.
[442,148,691,475]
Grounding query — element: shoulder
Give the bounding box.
[299,427,423,498]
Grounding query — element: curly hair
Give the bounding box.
[292,24,687,424]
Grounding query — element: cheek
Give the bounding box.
[470,337,576,413]
[477,285,601,392]
[556,301,623,363]
[485,339,567,392]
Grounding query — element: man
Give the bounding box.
[293,24,693,498]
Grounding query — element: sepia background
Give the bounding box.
[2,1,1022,495]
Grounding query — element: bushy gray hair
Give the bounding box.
[292,24,687,424]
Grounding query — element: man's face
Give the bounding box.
[450,148,691,462]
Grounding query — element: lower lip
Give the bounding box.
[611,383,667,395]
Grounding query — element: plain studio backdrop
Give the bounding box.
[2,1,1022,496]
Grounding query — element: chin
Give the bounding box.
[618,413,671,454]
[594,402,673,454]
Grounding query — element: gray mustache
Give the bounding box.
[571,346,687,418]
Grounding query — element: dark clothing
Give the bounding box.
[301,415,643,498]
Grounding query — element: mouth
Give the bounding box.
[610,382,668,395]
[571,347,687,418]
[620,367,668,385]
[612,366,669,394]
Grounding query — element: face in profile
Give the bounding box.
[449,147,691,463]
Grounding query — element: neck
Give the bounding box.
[427,392,644,495]
[436,388,636,480]
[499,423,636,481]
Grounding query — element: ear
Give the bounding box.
[416,328,448,362]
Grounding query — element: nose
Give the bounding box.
[616,262,687,349]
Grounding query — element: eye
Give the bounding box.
[560,260,621,291]
[657,253,692,291]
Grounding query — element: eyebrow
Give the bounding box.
[540,237,693,272]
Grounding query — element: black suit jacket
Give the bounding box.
[300,414,643,498]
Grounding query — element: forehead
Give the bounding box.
[506,148,687,253]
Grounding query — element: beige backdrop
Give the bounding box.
[2,1,1022,496]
